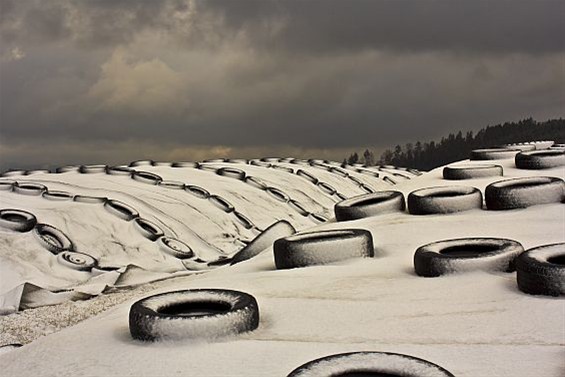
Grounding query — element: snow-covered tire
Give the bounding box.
[34,224,73,254]
[408,168,423,176]
[335,191,406,221]
[407,186,483,215]
[550,143,565,150]
[443,165,503,180]
[358,169,379,178]
[317,182,336,195]
[348,176,364,185]
[57,251,97,271]
[233,211,254,230]
[414,238,524,277]
[106,166,134,176]
[227,158,248,164]
[244,176,268,190]
[288,200,310,216]
[287,352,454,377]
[129,289,260,341]
[336,192,347,201]
[12,182,46,196]
[55,166,79,173]
[470,148,520,160]
[185,185,210,199]
[266,187,290,202]
[515,150,565,169]
[73,195,107,204]
[359,183,377,194]
[231,220,296,265]
[0,209,37,232]
[42,190,73,201]
[383,176,396,185]
[274,229,374,269]
[249,160,271,168]
[209,195,234,213]
[485,176,565,210]
[158,180,185,190]
[290,159,309,165]
[171,161,198,168]
[203,158,226,163]
[25,169,50,175]
[133,218,164,241]
[516,243,565,296]
[271,165,294,173]
[104,199,139,221]
[216,167,246,180]
[296,169,318,184]
[1,170,26,177]
[152,161,172,167]
[129,160,154,167]
[308,213,329,224]
[499,143,536,152]
[79,165,107,174]
[261,157,281,163]
[131,171,162,185]
[0,181,14,191]
[159,237,194,259]
[329,166,349,177]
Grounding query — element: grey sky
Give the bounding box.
[1,0,563,169]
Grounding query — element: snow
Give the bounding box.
[0,155,564,376]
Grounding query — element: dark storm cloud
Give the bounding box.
[0,0,563,169]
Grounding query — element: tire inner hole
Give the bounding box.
[547,255,565,265]
[440,244,500,257]
[160,301,231,317]
[2,213,26,222]
[334,371,399,377]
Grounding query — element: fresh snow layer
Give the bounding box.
[0,156,564,377]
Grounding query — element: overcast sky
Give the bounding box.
[1,0,563,169]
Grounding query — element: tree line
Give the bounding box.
[344,118,564,171]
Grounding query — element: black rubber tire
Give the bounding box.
[42,190,73,201]
[335,191,406,221]
[133,218,164,241]
[216,167,246,180]
[287,352,454,377]
[443,164,503,180]
[470,148,520,160]
[231,220,296,265]
[79,165,107,174]
[185,185,210,199]
[209,195,235,213]
[485,176,565,210]
[159,237,194,259]
[73,195,108,204]
[266,187,290,202]
[106,166,134,176]
[274,229,374,269]
[54,166,79,173]
[244,176,268,190]
[288,200,310,216]
[408,186,483,215]
[516,243,565,296]
[129,289,260,341]
[12,182,47,196]
[104,199,139,221]
[515,150,565,169]
[34,223,73,254]
[414,238,524,277]
[171,161,199,168]
[0,181,15,191]
[296,169,319,184]
[129,160,154,167]
[158,180,185,190]
[317,182,337,195]
[233,211,254,230]
[131,171,162,185]
[0,209,37,232]
[57,251,97,271]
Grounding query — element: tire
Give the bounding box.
[274,229,374,269]
[499,143,536,152]
[288,200,310,216]
[408,168,423,176]
[133,218,164,241]
[73,195,108,204]
[216,167,246,180]
[185,185,210,199]
[550,143,565,150]
[131,171,162,185]
[209,195,235,213]
[106,166,134,176]
[515,150,565,169]
[296,169,318,184]
[329,166,349,177]
[287,352,454,377]
[196,164,218,173]
[0,181,15,191]
[289,159,309,165]
[171,161,199,168]
[308,212,329,223]
[152,161,172,167]
[231,220,296,265]
[249,160,271,167]
[359,183,376,193]
[104,199,139,221]
[470,148,520,160]
[233,211,254,230]
[414,238,524,277]
[12,182,47,196]
[54,166,79,173]
[226,158,248,164]
[260,157,281,163]
[24,169,50,175]
[0,209,37,232]
[202,158,227,163]
[443,164,503,180]
[516,243,565,296]
[129,289,260,341]
[57,251,97,271]
[244,176,268,190]
[34,223,73,254]
[158,180,185,190]
[316,182,337,195]
[407,186,483,215]
[129,160,154,167]
[383,176,396,185]
[335,191,406,221]
[336,192,348,201]
[266,187,290,202]
[348,176,364,185]
[271,165,294,173]
[485,176,565,210]
[357,169,379,178]
[79,165,107,174]
[1,170,26,177]
[159,237,194,259]
[42,190,73,201]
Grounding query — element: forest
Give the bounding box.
[345,118,564,171]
